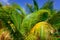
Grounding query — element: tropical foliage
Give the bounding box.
[0,0,60,40]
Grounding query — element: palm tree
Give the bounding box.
[0,3,26,40]
[0,0,60,40]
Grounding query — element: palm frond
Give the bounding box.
[21,10,51,36]
[33,0,39,11]
[26,3,33,13]
[41,0,53,10]
[12,3,26,16]
[47,11,60,37]
[0,5,24,40]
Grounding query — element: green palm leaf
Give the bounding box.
[41,0,53,10]
[33,0,39,11]
[26,3,33,13]
[21,10,51,36]
[47,11,60,37]
[0,5,24,40]
[12,3,26,17]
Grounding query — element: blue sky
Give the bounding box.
[0,0,60,10]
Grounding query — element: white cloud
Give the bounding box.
[0,0,10,5]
